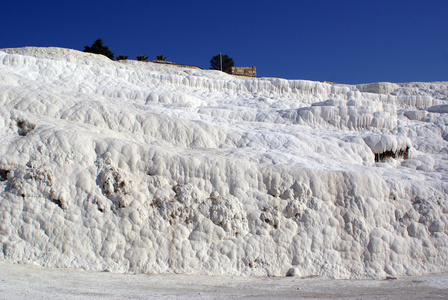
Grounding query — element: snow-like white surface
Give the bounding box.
[0,47,448,279]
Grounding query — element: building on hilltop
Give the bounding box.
[229,66,256,77]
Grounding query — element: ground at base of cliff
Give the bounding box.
[1,261,447,299]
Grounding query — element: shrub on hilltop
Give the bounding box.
[116,55,128,61]
[136,55,149,61]
[84,38,115,60]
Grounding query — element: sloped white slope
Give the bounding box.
[0,47,448,278]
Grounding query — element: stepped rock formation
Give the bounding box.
[0,47,448,278]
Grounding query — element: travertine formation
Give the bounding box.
[0,47,447,279]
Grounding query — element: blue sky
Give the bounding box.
[2,0,448,84]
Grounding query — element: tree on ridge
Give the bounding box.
[84,38,114,60]
[210,53,234,73]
